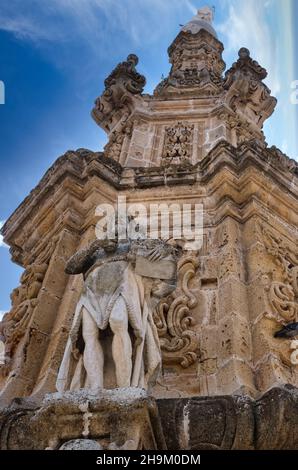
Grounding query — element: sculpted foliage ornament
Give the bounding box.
[0,234,58,377]
[153,254,199,368]
[104,54,146,94]
[162,122,194,165]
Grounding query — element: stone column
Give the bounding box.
[200,217,255,396]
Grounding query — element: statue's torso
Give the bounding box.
[84,241,131,280]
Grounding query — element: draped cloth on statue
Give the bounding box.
[56,259,161,392]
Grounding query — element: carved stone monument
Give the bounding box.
[0,7,297,450]
[56,236,179,392]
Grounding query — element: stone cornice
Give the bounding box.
[1,141,297,258]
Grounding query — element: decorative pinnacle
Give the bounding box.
[180,4,217,38]
[238,47,250,59]
[197,6,215,24]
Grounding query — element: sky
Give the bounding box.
[0,0,297,317]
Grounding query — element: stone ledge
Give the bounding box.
[0,388,166,450]
[157,385,298,450]
[0,386,297,450]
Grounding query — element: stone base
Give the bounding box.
[0,388,166,450]
[0,386,297,450]
[157,386,298,450]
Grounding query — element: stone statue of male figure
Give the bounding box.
[56,233,179,392]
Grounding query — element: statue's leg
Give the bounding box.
[109,296,132,387]
[82,307,104,389]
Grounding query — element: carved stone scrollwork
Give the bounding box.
[154,9,225,98]
[154,35,224,97]
[224,48,277,129]
[260,224,298,325]
[267,146,298,175]
[0,262,48,376]
[218,110,260,145]
[261,225,298,284]
[104,118,133,162]
[153,255,199,368]
[262,277,298,324]
[92,54,146,129]
[162,122,194,165]
[104,54,146,95]
[290,340,298,365]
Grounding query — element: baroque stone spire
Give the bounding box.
[154,6,225,97]
[90,8,279,166]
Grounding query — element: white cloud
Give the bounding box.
[0,15,59,41]
[217,0,281,96]
[0,0,197,49]
[0,220,8,249]
[0,1,283,97]
[184,0,197,15]
[0,1,282,95]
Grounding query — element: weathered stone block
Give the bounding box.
[157,395,254,450]
[218,277,249,319]
[0,388,166,450]
[218,314,252,364]
[216,359,255,396]
[254,355,291,393]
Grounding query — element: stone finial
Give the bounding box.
[197,6,214,23]
[92,53,146,130]
[223,46,277,129]
[127,53,139,67]
[180,5,217,38]
[238,47,250,59]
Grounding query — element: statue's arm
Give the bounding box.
[128,239,167,263]
[143,239,179,262]
[65,240,103,275]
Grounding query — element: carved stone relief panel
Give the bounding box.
[0,263,48,376]
[162,122,194,165]
[153,254,200,368]
[260,225,298,325]
[104,119,133,163]
[0,237,58,378]
[258,224,298,371]
[92,54,146,132]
